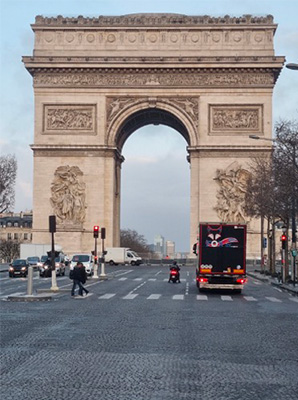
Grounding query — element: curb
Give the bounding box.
[248,272,298,296]
[36,288,70,293]
[7,295,52,302]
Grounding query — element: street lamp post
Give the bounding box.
[286,63,298,70]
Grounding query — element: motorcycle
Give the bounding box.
[168,267,180,283]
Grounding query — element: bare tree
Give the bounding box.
[120,229,153,258]
[0,154,17,213]
[245,119,298,279]
[0,239,20,262]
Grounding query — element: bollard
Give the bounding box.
[93,263,99,279]
[27,266,34,295]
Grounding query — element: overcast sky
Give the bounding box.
[0,0,298,252]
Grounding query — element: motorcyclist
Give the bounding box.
[168,260,181,283]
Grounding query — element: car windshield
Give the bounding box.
[72,255,90,262]
[41,255,48,262]
[55,257,62,262]
[27,257,39,262]
[13,259,26,266]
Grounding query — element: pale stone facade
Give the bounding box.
[22,13,284,257]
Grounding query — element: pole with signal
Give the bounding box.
[93,225,99,279]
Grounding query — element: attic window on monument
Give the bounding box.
[120,124,190,254]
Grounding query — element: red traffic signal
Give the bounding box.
[93,225,99,238]
[281,234,287,250]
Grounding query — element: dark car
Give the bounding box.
[9,259,29,277]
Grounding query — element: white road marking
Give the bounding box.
[197,295,208,301]
[114,270,133,277]
[253,281,262,285]
[1,292,24,299]
[123,294,138,300]
[98,293,116,299]
[266,297,282,302]
[244,296,258,301]
[118,277,127,281]
[148,278,157,281]
[221,296,233,301]
[147,294,161,300]
[133,278,142,281]
[289,297,298,303]
[173,295,184,300]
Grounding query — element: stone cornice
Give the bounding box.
[187,145,272,158]
[23,55,284,66]
[30,144,124,161]
[33,14,275,28]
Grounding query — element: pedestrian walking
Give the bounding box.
[70,262,89,297]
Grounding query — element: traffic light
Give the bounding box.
[101,227,106,239]
[49,215,56,233]
[93,225,99,238]
[281,234,287,250]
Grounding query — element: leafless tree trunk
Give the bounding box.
[0,154,17,213]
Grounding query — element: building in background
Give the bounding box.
[165,240,175,259]
[154,234,165,258]
[0,211,33,243]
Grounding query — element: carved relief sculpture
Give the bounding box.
[214,162,251,223]
[50,165,86,225]
[106,96,199,134]
[34,69,275,88]
[44,105,96,134]
[210,105,262,135]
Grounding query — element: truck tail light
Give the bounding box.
[197,277,208,283]
[236,278,247,284]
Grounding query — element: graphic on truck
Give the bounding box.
[197,223,247,292]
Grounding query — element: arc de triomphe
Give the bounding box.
[23,14,284,256]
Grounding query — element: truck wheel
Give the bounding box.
[109,260,114,266]
[131,261,136,266]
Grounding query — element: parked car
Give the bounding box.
[9,259,29,277]
[70,254,94,276]
[27,256,40,267]
[39,256,66,277]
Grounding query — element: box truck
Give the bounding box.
[195,223,247,293]
[20,243,62,260]
[105,248,142,266]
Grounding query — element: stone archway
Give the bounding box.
[23,13,284,256]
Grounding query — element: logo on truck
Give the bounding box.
[205,225,239,248]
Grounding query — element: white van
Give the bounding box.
[70,254,94,276]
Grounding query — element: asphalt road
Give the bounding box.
[1,264,298,400]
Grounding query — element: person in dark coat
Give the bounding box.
[71,262,89,296]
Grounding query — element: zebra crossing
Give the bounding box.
[97,292,298,303]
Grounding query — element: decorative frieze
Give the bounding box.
[43,104,96,134]
[33,29,274,51]
[34,69,275,88]
[209,105,263,135]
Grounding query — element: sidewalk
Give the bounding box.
[247,269,298,296]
